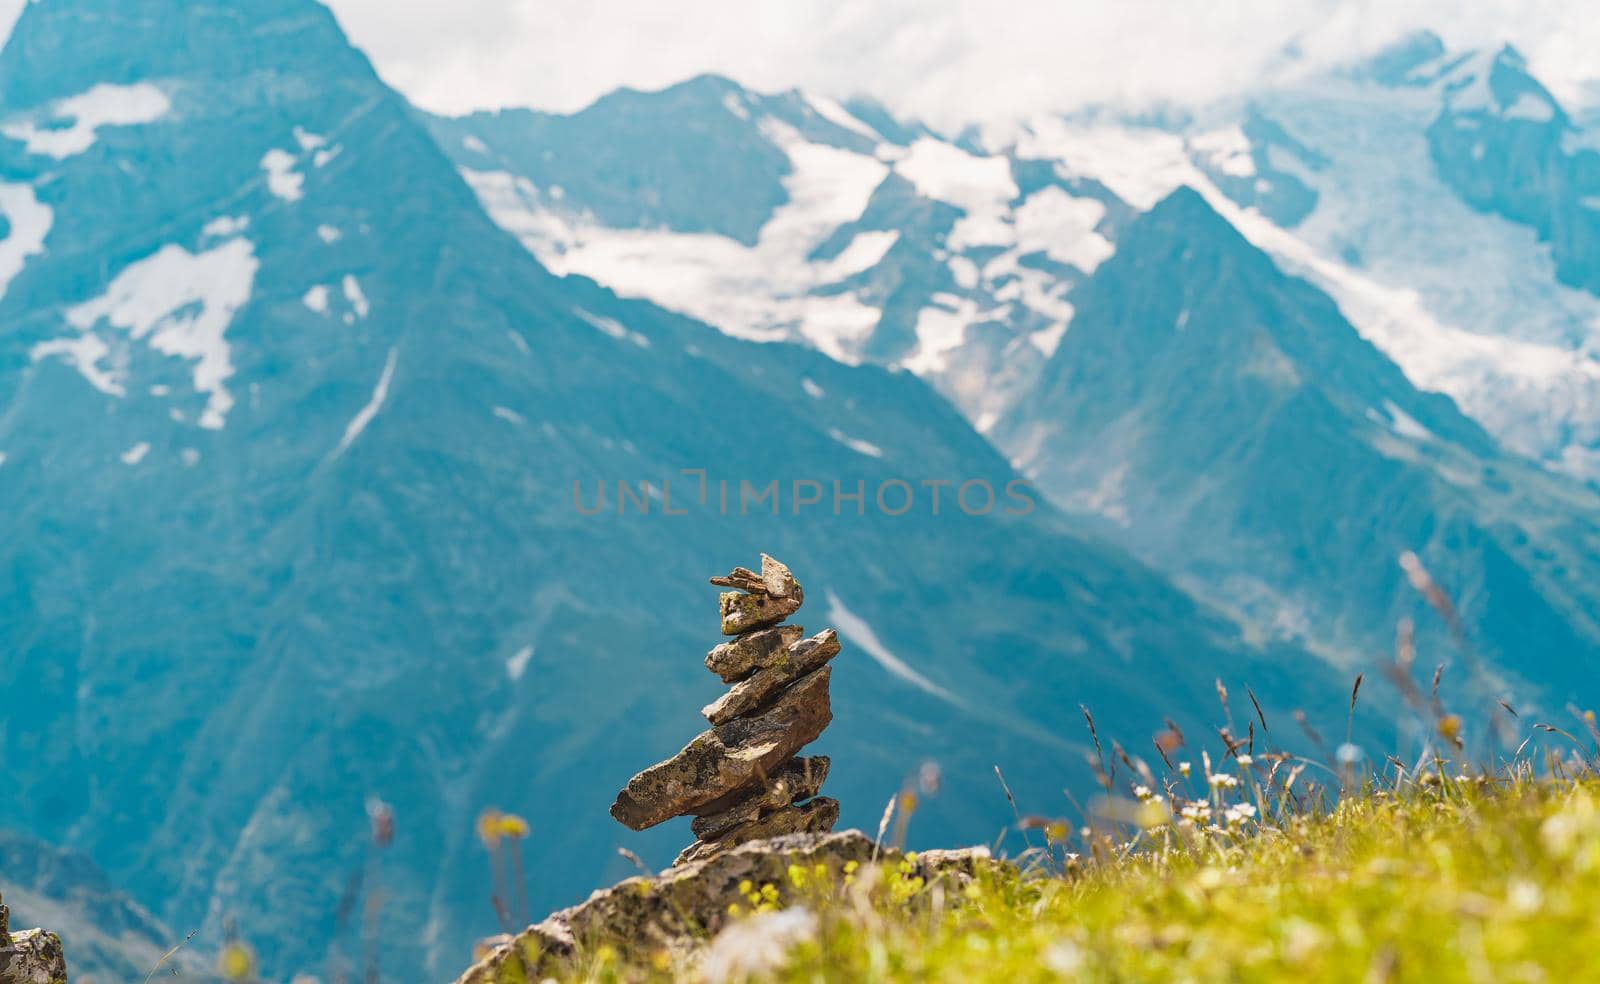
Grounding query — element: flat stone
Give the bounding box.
[709,567,765,593]
[691,756,831,840]
[675,797,840,866]
[758,554,797,598]
[719,589,802,635]
[704,624,803,683]
[702,630,840,725]
[610,668,832,830]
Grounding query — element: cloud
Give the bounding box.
[325,0,1600,126]
[3,0,1599,128]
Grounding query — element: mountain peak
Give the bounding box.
[0,0,372,109]
[1132,185,1258,261]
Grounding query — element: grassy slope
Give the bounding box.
[542,767,1600,982]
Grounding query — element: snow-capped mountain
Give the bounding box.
[435,37,1600,485]
[1059,33,1600,481]
[428,80,1133,431]
[0,1,1359,980]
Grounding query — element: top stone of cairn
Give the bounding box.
[713,553,803,635]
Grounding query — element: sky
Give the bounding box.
[3,1,1600,127]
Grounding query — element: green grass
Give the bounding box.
[552,764,1600,982]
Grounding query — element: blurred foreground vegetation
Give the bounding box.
[539,761,1600,982]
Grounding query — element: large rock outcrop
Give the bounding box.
[452,831,994,983]
[0,893,68,984]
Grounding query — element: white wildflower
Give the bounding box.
[1209,774,1239,789]
[1044,939,1085,974]
[1235,754,1253,767]
[1506,879,1542,914]
[701,907,817,984]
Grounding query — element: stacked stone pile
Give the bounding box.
[609,554,842,865]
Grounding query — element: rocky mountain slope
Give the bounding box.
[996,186,1600,701]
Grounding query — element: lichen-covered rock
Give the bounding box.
[610,668,832,830]
[715,555,803,635]
[0,888,67,984]
[704,624,804,683]
[719,589,803,635]
[691,756,830,840]
[675,797,840,865]
[0,927,68,984]
[702,630,840,725]
[452,830,1006,984]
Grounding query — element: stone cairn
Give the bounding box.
[610,554,841,866]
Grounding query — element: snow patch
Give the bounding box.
[801,378,825,399]
[902,299,979,375]
[0,181,52,299]
[824,230,898,279]
[463,135,489,154]
[201,215,249,240]
[824,590,959,704]
[506,645,534,681]
[1503,92,1556,123]
[472,122,890,363]
[1020,120,1196,210]
[1029,317,1072,358]
[302,285,330,314]
[260,149,304,202]
[2,83,170,159]
[893,138,1018,214]
[120,442,150,465]
[948,255,979,289]
[37,239,259,428]
[317,224,342,244]
[30,334,118,394]
[575,308,650,348]
[293,126,326,151]
[1376,399,1434,441]
[493,406,525,424]
[805,93,883,143]
[342,275,370,319]
[827,428,884,458]
[1011,187,1113,272]
[331,348,397,459]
